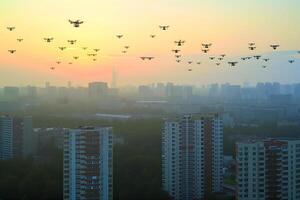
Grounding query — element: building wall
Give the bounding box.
[162,114,223,200]
[0,116,35,160]
[236,139,300,200]
[0,116,13,160]
[64,127,113,200]
[22,116,36,157]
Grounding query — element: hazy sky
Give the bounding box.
[0,0,299,87]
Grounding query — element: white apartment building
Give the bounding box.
[236,139,300,200]
[162,113,223,200]
[63,126,113,200]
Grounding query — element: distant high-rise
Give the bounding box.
[88,82,108,98]
[26,86,38,99]
[63,126,113,200]
[0,115,36,160]
[111,67,117,88]
[3,86,19,99]
[45,82,50,88]
[236,139,300,200]
[162,113,223,200]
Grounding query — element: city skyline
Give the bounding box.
[0,0,300,86]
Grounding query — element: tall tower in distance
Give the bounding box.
[111,67,117,88]
[63,126,113,200]
[68,81,72,88]
[162,113,223,200]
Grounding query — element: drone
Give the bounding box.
[124,46,130,49]
[17,38,23,42]
[8,50,16,54]
[216,63,221,66]
[7,27,15,31]
[50,67,55,70]
[116,35,123,39]
[249,46,256,50]
[94,49,100,52]
[202,43,212,48]
[56,61,61,64]
[150,35,156,38]
[241,57,247,61]
[176,60,181,63]
[68,40,77,45]
[140,57,154,61]
[220,54,226,58]
[172,49,181,53]
[248,43,255,46]
[188,61,193,64]
[73,56,79,60]
[82,47,88,50]
[202,49,209,53]
[175,40,185,46]
[188,69,192,71]
[159,25,169,30]
[228,62,238,67]
[44,38,54,43]
[175,55,181,58]
[218,57,223,61]
[270,44,280,50]
[209,57,215,60]
[122,51,127,54]
[197,62,201,65]
[93,59,97,61]
[59,47,66,51]
[262,65,267,68]
[253,55,261,60]
[69,20,84,28]
[88,54,97,57]
[69,62,73,65]
[289,60,295,64]
[263,58,270,62]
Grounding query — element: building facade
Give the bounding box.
[236,139,300,200]
[88,82,108,98]
[162,113,223,200]
[63,126,113,200]
[0,115,35,160]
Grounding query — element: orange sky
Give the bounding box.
[0,0,300,87]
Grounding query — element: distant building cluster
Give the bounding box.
[1,81,300,125]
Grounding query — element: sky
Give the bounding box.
[0,0,300,87]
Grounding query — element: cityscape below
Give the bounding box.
[0,80,300,199]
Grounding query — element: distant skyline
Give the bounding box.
[0,0,299,86]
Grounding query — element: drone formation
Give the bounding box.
[3,20,300,72]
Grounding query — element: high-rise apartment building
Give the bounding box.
[0,115,36,160]
[236,139,300,200]
[162,113,223,200]
[63,126,113,200]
